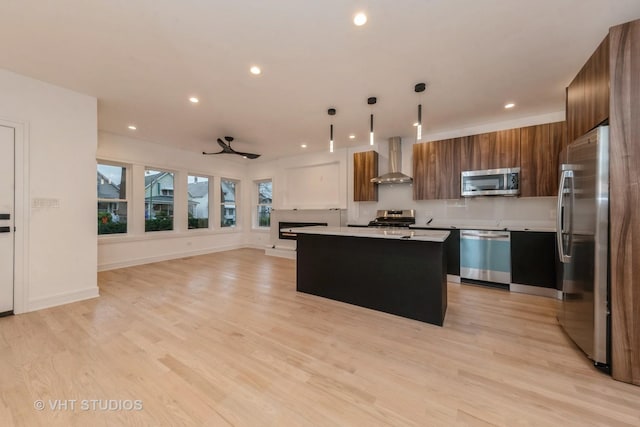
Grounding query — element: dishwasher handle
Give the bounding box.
[461,230,510,240]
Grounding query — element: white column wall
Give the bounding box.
[0,69,98,313]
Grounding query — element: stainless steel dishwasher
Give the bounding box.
[460,230,511,285]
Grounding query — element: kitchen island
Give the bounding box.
[284,226,450,326]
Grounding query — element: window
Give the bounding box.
[220,178,238,228]
[188,175,209,229]
[145,169,174,232]
[255,179,272,228]
[97,163,128,235]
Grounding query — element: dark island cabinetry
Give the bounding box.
[412,227,460,277]
[296,233,447,326]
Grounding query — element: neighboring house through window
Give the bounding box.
[188,175,209,229]
[255,179,272,228]
[145,169,174,231]
[220,178,238,227]
[97,163,128,235]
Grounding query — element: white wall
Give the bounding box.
[0,69,98,312]
[245,147,349,248]
[97,131,249,270]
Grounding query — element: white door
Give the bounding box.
[0,125,14,313]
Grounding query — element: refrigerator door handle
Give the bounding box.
[556,169,573,263]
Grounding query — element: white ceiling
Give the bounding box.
[1,0,639,161]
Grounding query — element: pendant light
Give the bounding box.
[328,108,336,153]
[415,83,426,142]
[368,97,377,146]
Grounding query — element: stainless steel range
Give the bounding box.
[368,209,416,228]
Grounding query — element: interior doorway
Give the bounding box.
[0,125,15,315]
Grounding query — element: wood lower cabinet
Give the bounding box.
[353,150,378,201]
[413,138,461,200]
[460,129,520,172]
[520,121,567,197]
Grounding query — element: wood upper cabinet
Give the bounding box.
[353,150,378,201]
[566,35,610,143]
[519,121,567,197]
[460,128,520,172]
[413,138,461,200]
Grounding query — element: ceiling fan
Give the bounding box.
[202,136,261,159]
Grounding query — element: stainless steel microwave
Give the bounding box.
[461,167,520,196]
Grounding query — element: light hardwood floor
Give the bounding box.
[1,248,639,426]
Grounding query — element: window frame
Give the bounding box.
[187,173,211,230]
[254,178,273,229]
[144,167,176,233]
[97,160,130,236]
[220,177,240,229]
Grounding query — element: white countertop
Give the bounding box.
[409,220,556,233]
[282,226,450,242]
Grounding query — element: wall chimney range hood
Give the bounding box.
[371,137,413,184]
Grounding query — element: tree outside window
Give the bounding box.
[256,180,272,227]
[97,163,128,235]
[220,178,238,227]
[145,169,174,232]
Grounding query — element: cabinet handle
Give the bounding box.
[0,226,10,233]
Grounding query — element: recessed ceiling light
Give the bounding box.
[504,103,515,109]
[354,12,367,26]
[301,144,307,148]
[349,134,356,139]
[250,66,261,75]
[128,125,137,130]
[189,97,199,103]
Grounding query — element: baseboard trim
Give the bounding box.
[510,283,563,299]
[28,287,100,312]
[447,274,461,284]
[265,247,296,259]
[98,244,245,271]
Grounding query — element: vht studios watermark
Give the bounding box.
[34,399,143,412]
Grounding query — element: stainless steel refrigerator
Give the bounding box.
[556,125,609,369]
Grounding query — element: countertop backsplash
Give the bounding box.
[348,184,556,231]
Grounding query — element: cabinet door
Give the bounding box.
[550,121,568,192]
[520,122,566,197]
[511,231,557,288]
[413,138,461,200]
[461,133,489,171]
[353,151,378,201]
[567,36,609,143]
[461,130,519,171]
[494,129,520,169]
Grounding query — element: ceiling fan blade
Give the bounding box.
[207,136,260,159]
[235,151,261,159]
[202,149,226,155]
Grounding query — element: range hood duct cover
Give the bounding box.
[371,137,413,184]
